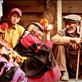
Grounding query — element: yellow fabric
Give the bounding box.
[4,24,25,48]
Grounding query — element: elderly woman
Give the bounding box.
[14,21,61,82]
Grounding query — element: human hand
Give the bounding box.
[70,38,81,50]
[69,42,80,50]
[15,55,23,64]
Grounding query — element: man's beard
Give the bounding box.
[66,29,77,37]
[68,33,76,37]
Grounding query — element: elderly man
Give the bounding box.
[51,14,82,80]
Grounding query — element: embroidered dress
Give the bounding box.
[14,33,61,82]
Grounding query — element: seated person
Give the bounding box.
[0,43,27,82]
[14,21,61,82]
[51,14,82,80]
[0,8,25,48]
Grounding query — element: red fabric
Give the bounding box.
[44,40,53,48]
[21,34,42,48]
[21,34,53,49]
[0,22,8,30]
[28,65,61,82]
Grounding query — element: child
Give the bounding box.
[0,43,27,82]
[0,8,25,48]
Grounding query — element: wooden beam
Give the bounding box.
[3,1,44,13]
[57,0,62,31]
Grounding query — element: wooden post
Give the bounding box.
[0,0,3,18]
[57,0,62,31]
[76,46,80,80]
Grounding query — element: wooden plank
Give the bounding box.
[4,0,44,5]
[3,5,44,13]
[3,1,44,13]
[62,1,82,13]
[60,79,82,82]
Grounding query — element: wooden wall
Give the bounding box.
[62,0,82,14]
[2,0,82,36]
[3,0,44,27]
[2,0,57,36]
[62,0,82,29]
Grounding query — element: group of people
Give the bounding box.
[0,7,61,82]
[0,7,82,82]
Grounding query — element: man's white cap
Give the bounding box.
[63,14,81,22]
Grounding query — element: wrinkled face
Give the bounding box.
[10,13,21,25]
[32,26,44,39]
[34,30,44,39]
[65,21,79,34]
